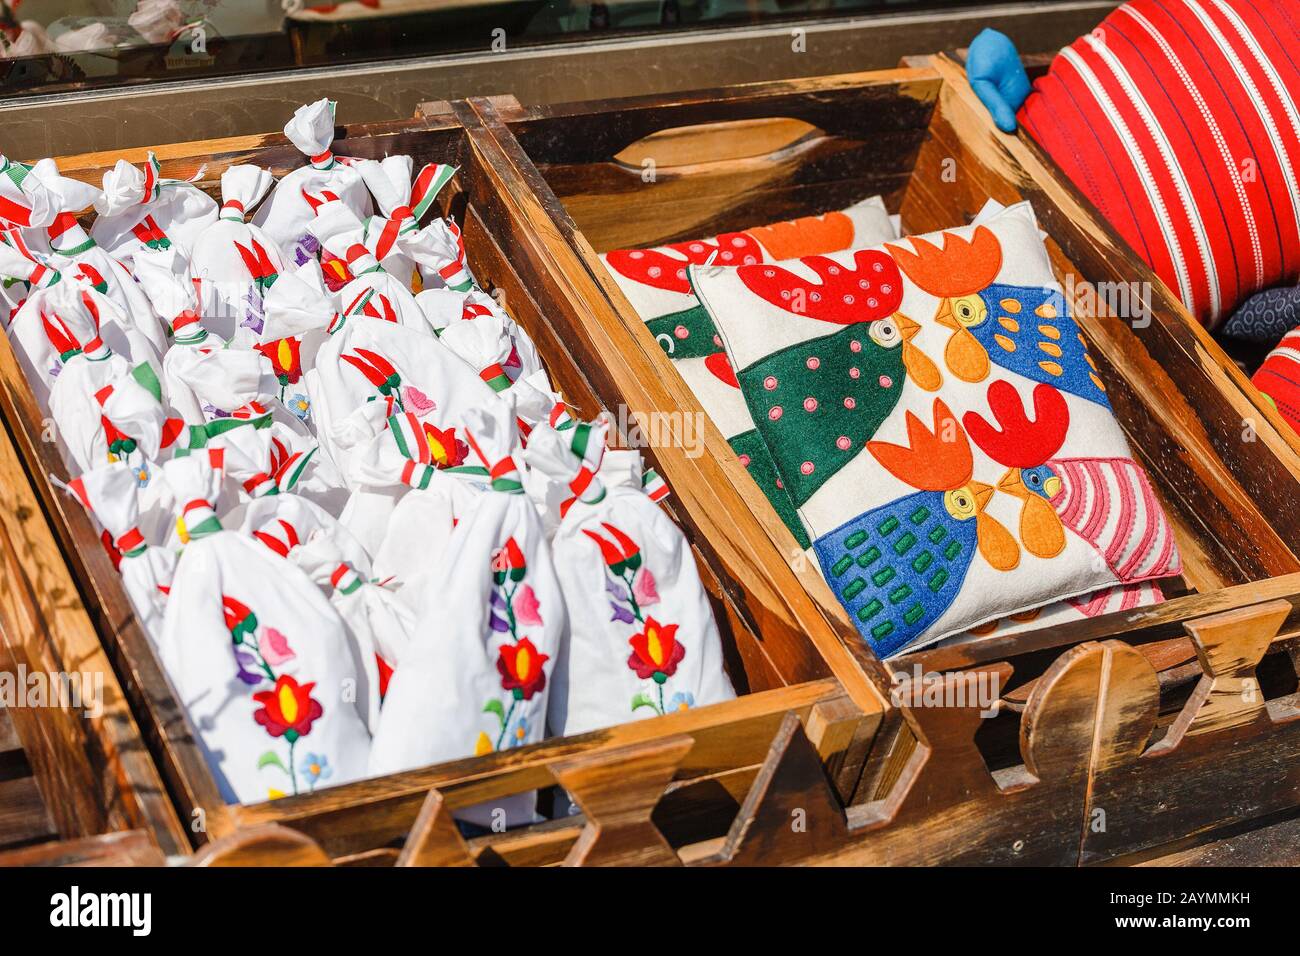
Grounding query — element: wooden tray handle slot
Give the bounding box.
[1161,599,1292,746]
[549,735,693,867]
[610,117,824,174]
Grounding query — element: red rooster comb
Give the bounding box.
[963,381,1070,469]
[867,398,973,492]
[887,226,1003,297]
[737,249,903,324]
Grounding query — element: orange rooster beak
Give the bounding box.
[897,313,922,342]
[996,468,1027,498]
[896,313,942,393]
[933,299,957,331]
[970,480,995,512]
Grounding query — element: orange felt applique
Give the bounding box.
[867,398,973,492]
[887,225,1003,297]
[746,211,855,260]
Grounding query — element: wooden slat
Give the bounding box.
[0,777,57,850]
[0,829,165,867]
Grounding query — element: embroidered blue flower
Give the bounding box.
[134,463,151,488]
[668,691,695,713]
[288,392,311,423]
[298,752,332,787]
[509,716,530,748]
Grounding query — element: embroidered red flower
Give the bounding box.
[491,537,527,584]
[497,638,548,700]
[582,522,642,574]
[256,336,303,387]
[253,675,323,742]
[628,617,685,683]
[423,422,467,468]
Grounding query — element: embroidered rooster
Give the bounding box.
[730,249,942,508]
[964,380,1180,581]
[814,398,1019,655]
[887,226,1109,407]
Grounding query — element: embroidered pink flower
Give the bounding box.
[261,628,296,667]
[403,384,437,415]
[514,584,543,627]
[632,567,660,607]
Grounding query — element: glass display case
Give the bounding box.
[1,0,1089,97]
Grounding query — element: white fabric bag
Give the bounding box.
[369,399,566,826]
[356,156,455,287]
[67,460,176,645]
[188,165,286,343]
[91,151,218,264]
[158,452,372,803]
[526,419,734,736]
[252,99,372,258]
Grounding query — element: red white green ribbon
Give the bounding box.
[560,420,607,517]
[329,563,363,595]
[642,467,670,503]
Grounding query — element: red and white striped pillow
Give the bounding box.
[1018,0,1300,329]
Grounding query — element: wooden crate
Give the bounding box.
[0,108,888,865]
[442,60,1300,864]
[0,387,186,860]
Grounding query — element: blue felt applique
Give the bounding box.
[814,491,978,657]
[974,283,1111,408]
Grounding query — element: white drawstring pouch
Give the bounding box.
[133,246,215,350]
[252,99,372,258]
[437,303,547,393]
[158,452,372,804]
[369,399,565,828]
[397,217,475,294]
[8,280,161,410]
[188,165,286,342]
[17,160,163,345]
[66,461,176,645]
[356,156,456,288]
[91,151,218,264]
[0,230,59,322]
[162,343,268,425]
[295,533,411,730]
[309,309,499,482]
[309,203,429,330]
[526,418,734,736]
[255,259,337,410]
[341,407,490,600]
[230,503,384,734]
[50,354,169,475]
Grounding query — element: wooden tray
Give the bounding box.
[440,59,1300,864]
[1,108,887,865]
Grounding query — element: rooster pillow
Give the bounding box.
[690,202,1181,656]
[601,197,898,548]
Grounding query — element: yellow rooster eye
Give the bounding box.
[954,295,987,328]
[944,489,977,520]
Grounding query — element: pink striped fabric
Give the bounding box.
[1019,0,1300,329]
[1049,456,1180,581]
